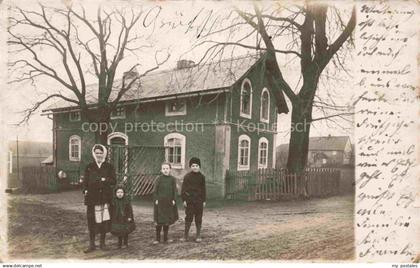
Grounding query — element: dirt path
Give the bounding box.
[6,191,354,261]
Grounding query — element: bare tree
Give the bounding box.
[191,2,356,173]
[8,2,169,143]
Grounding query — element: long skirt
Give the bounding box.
[153,198,179,225]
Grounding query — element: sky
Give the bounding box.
[1,0,355,146]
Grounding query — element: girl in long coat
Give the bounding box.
[111,186,135,249]
[82,144,116,253]
[153,162,179,244]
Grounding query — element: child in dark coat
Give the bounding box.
[110,186,135,249]
[180,157,206,242]
[153,162,179,244]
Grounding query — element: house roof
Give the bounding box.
[41,155,53,164]
[8,141,52,157]
[44,54,288,113]
[276,136,351,154]
[308,136,350,151]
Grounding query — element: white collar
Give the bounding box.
[96,161,104,169]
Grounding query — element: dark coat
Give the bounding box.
[181,171,206,203]
[82,162,116,206]
[110,197,135,236]
[153,175,179,225]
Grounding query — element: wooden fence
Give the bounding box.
[22,166,58,193]
[225,168,340,201]
[21,166,81,193]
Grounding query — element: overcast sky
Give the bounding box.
[1,0,355,146]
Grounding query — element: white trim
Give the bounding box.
[258,137,269,169]
[69,111,81,121]
[164,133,186,169]
[107,132,128,177]
[239,78,252,119]
[260,88,270,123]
[237,134,251,171]
[165,99,187,116]
[272,134,277,168]
[110,107,126,119]
[69,135,81,161]
[107,132,129,145]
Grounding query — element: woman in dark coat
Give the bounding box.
[82,144,116,253]
[110,186,135,249]
[153,162,179,244]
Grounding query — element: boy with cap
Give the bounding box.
[180,157,206,242]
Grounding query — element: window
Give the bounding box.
[240,78,252,119]
[69,135,81,161]
[69,111,80,121]
[164,133,186,169]
[260,88,270,123]
[111,107,126,119]
[332,151,337,155]
[165,99,187,116]
[258,137,269,168]
[237,134,251,171]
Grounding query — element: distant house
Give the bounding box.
[41,155,54,166]
[42,54,289,198]
[276,135,354,168]
[7,140,52,188]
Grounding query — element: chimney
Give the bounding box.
[176,59,195,69]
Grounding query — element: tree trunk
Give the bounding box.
[84,106,111,145]
[286,70,318,174]
[286,104,311,174]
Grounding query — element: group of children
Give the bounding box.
[106,157,206,249]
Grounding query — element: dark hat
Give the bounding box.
[189,157,201,167]
[114,184,126,194]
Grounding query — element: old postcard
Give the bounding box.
[0,0,418,265]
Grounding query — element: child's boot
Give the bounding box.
[123,235,128,248]
[180,221,192,242]
[163,225,173,243]
[117,236,123,249]
[153,225,162,244]
[195,223,202,242]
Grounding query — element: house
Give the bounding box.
[42,54,289,198]
[276,135,354,168]
[7,140,52,188]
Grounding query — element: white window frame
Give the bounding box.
[258,137,269,169]
[164,133,186,169]
[237,134,251,171]
[110,106,126,119]
[69,111,81,122]
[260,88,270,123]
[240,78,253,119]
[69,135,81,161]
[107,132,129,176]
[165,99,187,116]
[107,132,129,145]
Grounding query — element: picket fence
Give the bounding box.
[225,168,340,201]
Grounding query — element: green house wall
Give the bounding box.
[53,60,282,199]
